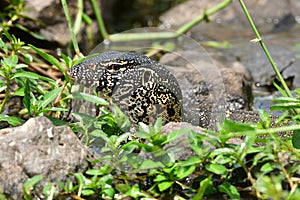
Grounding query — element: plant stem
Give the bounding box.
[90,0,109,40]
[0,79,10,113]
[176,0,232,35]
[238,0,293,98]
[227,124,300,138]
[108,0,232,42]
[61,0,81,56]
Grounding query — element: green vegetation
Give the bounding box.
[0,0,300,199]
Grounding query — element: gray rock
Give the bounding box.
[0,117,92,199]
[160,0,300,35]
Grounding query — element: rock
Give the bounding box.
[160,0,300,36]
[21,0,107,52]
[0,117,93,199]
[160,51,252,112]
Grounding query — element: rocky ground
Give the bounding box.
[1,0,300,198]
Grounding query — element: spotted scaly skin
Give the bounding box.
[68,51,182,125]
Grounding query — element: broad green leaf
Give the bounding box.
[0,86,6,93]
[12,87,24,96]
[260,162,278,174]
[140,159,164,170]
[205,163,227,175]
[138,122,150,134]
[89,129,106,137]
[86,165,110,176]
[154,174,168,182]
[208,148,236,157]
[222,119,255,132]
[158,181,173,192]
[176,165,196,180]
[292,130,300,149]
[81,189,95,196]
[70,92,109,105]
[0,114,22,126]
[179,156,202,167]
[135,131,151,139]
[166,128,189,144]
[101,187,115,198]
[115,184,130,193]
[218,182,240,200]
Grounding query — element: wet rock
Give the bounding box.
[160,51,252,112]
[21,0,110,52]
[160,0,300,37]
[0,117,93,199]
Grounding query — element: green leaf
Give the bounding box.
[12,71,56,84]
[222,119,255,132]
[15,24,47,40]
[154,117,162,132]
[135,130,151,139]
[176,165,196,180]
[101,187,115,198]
[116,184,131,193]
[292,130,300,149]
[154,174,168,182]
[179,156,202,167]
[23,80,31,115]
[81,189,95,196]
[29,44,65,74]
[70,92,109,105]
[43,183,56,199]
[140,159,164,170]
[158,181,173,192]
[23,175,43,200]
[258,109,271,128]
[138,122,150,134]
[218,182,240,200]
[38,107,68,114]
[273,80,288,97]
[38,87,62,110]
[205,163,227,175]
[166,128,189,144]
[0,38,8,54]
[260,162,276,174]
[192,176,213,200]
[0,114,22,126]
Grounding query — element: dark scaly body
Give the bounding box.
[68,51,182,125]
